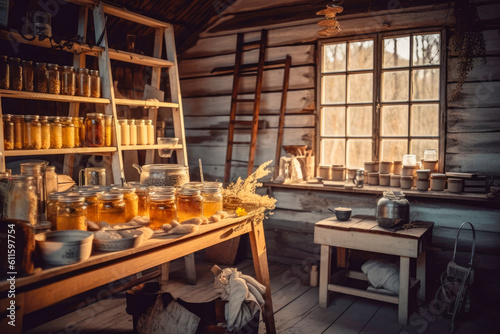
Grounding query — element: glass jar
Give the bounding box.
[0,55,9,89]
[76,68,90,97]
[13,115,24,149]
[45,165,58,195]
[104,114,113,147]
[90,69,100,98]
[23,115,41,149]
[56,195,87,230]
[61,117,75,148]
[49,116,63,149]
[46,191,67,228]
[84,113,105,147]
[110,187,138,222]
[0,172,10,218]
[47,63,60,95]
[0,218,35,277]
[36,62,49,93]
[78,117,86,147]
[72,116,81,147]
[136,184,149,217]
[146,119,155,145]
[149,192,176,230]
[137,119,148,145]
[176,188,203,223]
[97,192,126,225]
[119,119,130,145]
[8,57,22,90]
[201,185,223,218]
[2,114,14,150]
[128,119,137,145]
[3,175,38,226]
[20,162,46,221]
[61,65,75,95]
[40,116,51,149]
[78,190,102,223]
[22,60,34,92]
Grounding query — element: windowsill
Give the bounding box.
[263,181,496,203]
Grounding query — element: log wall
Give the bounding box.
[178,0,500,280]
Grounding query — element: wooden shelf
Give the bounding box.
[0,89,110,104]
[119,144,183,151]
[0,30,174,68]
[3,147,117,156]
[114,98,179,108]
[264,182,495,202]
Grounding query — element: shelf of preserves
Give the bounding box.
[3,147,117,156]
[0,30,175,68]
[119,144,183,151]
[114,98,179,109]
[0,89,110,104]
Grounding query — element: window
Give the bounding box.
[318,31,443,168]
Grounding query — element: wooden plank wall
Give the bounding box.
[178,0,500,275]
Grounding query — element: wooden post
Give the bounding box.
[398,256,410,325]
[319,244,332,308]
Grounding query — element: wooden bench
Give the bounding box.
[314,215,433,325]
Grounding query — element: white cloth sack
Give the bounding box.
[361,258,400,295]
[213,267,266,332]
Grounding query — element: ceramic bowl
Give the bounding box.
[35,230,93,266]
[93,229,143,252]
[334,207,352,221]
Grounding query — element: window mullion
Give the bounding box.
[373,33,381,162]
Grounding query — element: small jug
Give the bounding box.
[79,167,106,186]
[353,169,365,188]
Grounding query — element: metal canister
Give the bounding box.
[376,191,410,227]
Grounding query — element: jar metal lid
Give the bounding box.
[150,193,175,200]
[178,188,201,196]
[57,195,85,203]
[110,187,135,194]
[48,191,73,200]
[86,113,104,118]
[201,186,220,194]
[98,192,124,200]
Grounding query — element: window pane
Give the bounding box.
[347,139,372,169]
[348,40,373,70]
[411,104,439,136]
[382,70,409,102]
[412,68,439,101]
[383,36,410,68]
[321,75,346,104]
[413,34,440,66]
[410,139,439,161]
[381,105,409,136]
[347,106,372,136]
[321,139,345,166]
[322,43,346,72]
[348,73,373,103]
[380,139,408,162]
[321,107,345,136]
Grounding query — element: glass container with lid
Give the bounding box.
[40,115,51,149]
[126,182,149,217]
[61,117,75,148]
[146,119,154,145]
[56,195,87,230]
[20,162,47,219]
[176,187,202,223]
[90,69,100,98]
[3,114,14,150]
[128,119,137,145]
[119,119,130,145]
[72,116,82,147]
[36,62,48,93]
[137,119,147,145]
[85,113,105,147]
[13,115,24,149]
[46,191,68,228]
[76,68,90,97]
[49,116,63,149]
[77,190,103,223]
[134,164,189,187]
[149,192,176,230]
[61,65,75,95]
[3,175,38,226]
[23,115,41,149]
[110,187,138,222]
[201,185,223,218]
[104,114,113,147]
[8,57,22,90]
[0,55,9,89]
[47,63,60,94]
[22,60,34,92]
[97,192,126,225]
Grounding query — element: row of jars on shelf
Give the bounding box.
[2,113,113,150]
[46,182,223,232]
[0,55,100,97]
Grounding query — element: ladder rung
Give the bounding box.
[229,159,249,164]
[235,99,254,103]
[232,141,251,145]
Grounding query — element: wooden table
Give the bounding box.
[314,215,433,325]
[0,211,276,333]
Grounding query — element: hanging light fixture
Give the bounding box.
[316,1,343,37]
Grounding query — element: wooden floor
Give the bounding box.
[25,258,494,334]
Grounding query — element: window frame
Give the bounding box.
[316,27,447,171]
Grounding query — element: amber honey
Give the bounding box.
[97,193,126,224]
[56,196,87,231]
[149,193,176,230]
[78,191,102,223]
[201,185,222,218]
[176,188,202,223]
[110,187,138,222]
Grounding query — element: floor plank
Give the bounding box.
[361,304,403,334]
[323,298,381,334]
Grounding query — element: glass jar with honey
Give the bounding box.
[104,114,113,147]
[61,117,75,148]
[97,192,126,225]
[12,115,24,149]
[90,69,101,98]
[149,192,176,230]
[127,182,149,217]
[23,115,41,149]
[40,116,51,149]
[49,116,63,149]
[201,185,223,218]
[56,195,87,230]
[110,187,138,222]
[85,113,105,147]
[72,116,82,147]
[176,187,203,223]
[46,191,68,229]
[78,190,102,223]
[2,114,14,150]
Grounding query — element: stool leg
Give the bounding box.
[398,256,410,325]
[319,245,332,308]
[417,251,426,301]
